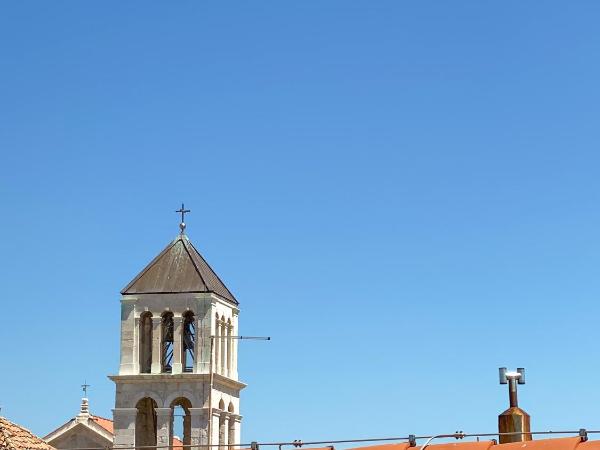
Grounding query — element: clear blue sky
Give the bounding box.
[2,1,600,445]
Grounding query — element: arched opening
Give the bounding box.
[135,397,157,450]
[139,312,153,374]
[170,397,192,450]
[161,312,174,373]
[182,311,195,373]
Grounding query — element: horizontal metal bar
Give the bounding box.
[210,336,271,340]
[53,428,600,450]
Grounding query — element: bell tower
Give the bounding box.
[110,210,244,450]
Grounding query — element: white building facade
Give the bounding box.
[110,233,245,450]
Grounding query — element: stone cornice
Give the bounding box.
[108,373,247,390]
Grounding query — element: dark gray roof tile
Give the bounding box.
[121,235,238,304]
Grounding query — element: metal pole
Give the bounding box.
[207,334,268,450]
[508,378,518,408]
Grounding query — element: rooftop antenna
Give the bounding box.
[81,380,91,398]
[175,203,190,234]
[498,367,531,444]
[78,381,91,417]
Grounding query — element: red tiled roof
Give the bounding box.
[240,448,333,450]
[350,438,594,450]
[91,415,114,434]
[579,440,600,450]
[172,437,184,450]
[424,442,495,450]
[498,438,582,450]
[0,416,54,450]
[350,444,411,450]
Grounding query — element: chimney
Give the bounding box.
[498,367,531,444]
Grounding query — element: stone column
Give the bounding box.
[220,321,226,375]
[226,324,232,378]
[172,315,184,374]
[189,408,209,450]
[113,407,137,449]
[222,415,229,450]
[193,314,201,374]
[215,318,221,375]
[151,317,163,374]
[210,410,221,450]
[155,408,172,449]
[231,312,239,380]
[196,306,212,374]
[227,415,235,450]
[119,301,136,375]
[218,415,224,450]
[229,415,242,449]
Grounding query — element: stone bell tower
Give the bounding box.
[110,210,245,450]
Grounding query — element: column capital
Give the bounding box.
[188,407,209,417]
[112,407,138,416]
[155,407,172,416]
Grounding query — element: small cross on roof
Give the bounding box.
[175,203,191,234]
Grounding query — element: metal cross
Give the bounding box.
[176,203,191,223]
[81,381,91,397]
[175,203,191,233]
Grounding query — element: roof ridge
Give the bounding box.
[186,240,237,303]
[181,237,209,290]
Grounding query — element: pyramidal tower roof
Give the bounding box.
[121,234,238,304]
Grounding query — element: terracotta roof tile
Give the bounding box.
[349,438,598,450]
[91,416,114,434]
[172,437,184,450]
[0,416,54,450]
[426,442,495,450]
[577,440,600,450]
[240,448,333,450]
[497,438,582,450]
[348,444,410,450]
